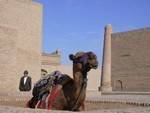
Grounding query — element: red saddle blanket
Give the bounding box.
[36,85,66,110]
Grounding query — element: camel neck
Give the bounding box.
[71,63,88,110]
[73,64,87,86]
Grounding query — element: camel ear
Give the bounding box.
[69,54,75,61]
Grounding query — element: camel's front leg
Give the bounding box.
[79,102,85,111]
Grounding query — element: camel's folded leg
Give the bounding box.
[79,102,85,111]
[27,96,39,108]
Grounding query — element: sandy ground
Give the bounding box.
[1,92,150,113]
[0,105,150,113]
[0,97,140,110]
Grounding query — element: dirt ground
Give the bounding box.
[0,96,139,111]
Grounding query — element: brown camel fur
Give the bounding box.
[27,51,98,111]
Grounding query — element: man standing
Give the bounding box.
[19,70,32,91]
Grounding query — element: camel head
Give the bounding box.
[69,51,98,72]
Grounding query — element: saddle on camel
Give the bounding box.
[27,51,98,111]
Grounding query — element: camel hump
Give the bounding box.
[56,74,72,86]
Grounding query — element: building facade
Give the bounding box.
[100,24,150,92]
[111,28,150,92]
[41,51,61,73]
[0,0,42,92]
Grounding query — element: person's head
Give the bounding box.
[41,69,48,77]
[24,70,28,76]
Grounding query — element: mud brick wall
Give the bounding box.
[111,28,150,91]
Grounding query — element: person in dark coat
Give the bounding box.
[19,70,32,91]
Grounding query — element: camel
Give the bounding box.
[27,51,98,111]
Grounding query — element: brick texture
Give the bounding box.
[0,0,42,92]
[111,28,150,91]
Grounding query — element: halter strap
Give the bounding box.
[73,54,88,64]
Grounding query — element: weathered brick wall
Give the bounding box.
[41,53,61,66]
[111,28,150,91]
[0,0,42,92]
[0,26,18,92]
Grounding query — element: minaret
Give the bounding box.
[100,24,112,92]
